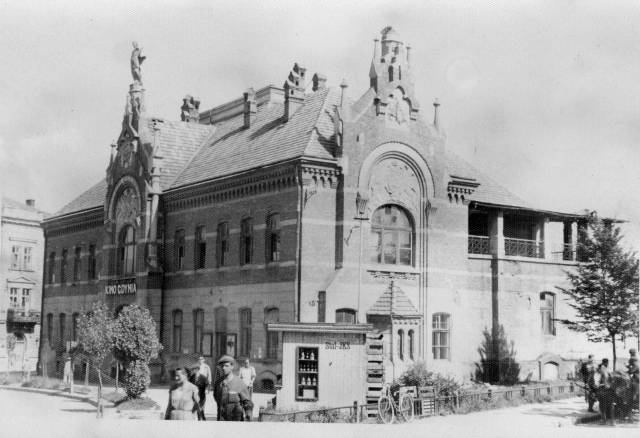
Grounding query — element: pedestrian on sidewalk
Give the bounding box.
[194,356,212,420]
[579,354,596,412]
[165,368,200,421]
[62,355,73,391]
[214,355,253,421]
[239,358,256,400]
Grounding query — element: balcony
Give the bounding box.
[468,235,490,255]
[6,308,41,324]
[504,238,544,258]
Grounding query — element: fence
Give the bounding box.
[258,401,379,423]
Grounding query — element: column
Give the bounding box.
[538,217,551,259]
[570,221,578,261]
[489,210,504,257]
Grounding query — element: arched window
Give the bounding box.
[194,308,204,354]
[118,226,135,275]
[335,308,356,324]
[194,226,206,270]
[408,329,415,360]
[317,291,326,323]
[239,308,252,357]
[46,313,53,346]
[72,312,79,342]
[215,307,227,357]
[240,218,254,265]
[398,329,405,360]
[172,309,183,353]
[59,313,67,346]
[432,313,450,360]
[217,222,229,267]
[60,249,68,283]
[540,292,556,335]
[264,307,279,359]
[48,251,56,283]
[388,66,394,82]
[266,213,281,262]
[370,205,413,266]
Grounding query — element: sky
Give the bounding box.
[1,0,639,251]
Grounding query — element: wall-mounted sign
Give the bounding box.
[324,341,350,350]
[105,278,137,296]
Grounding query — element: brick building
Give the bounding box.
[1,197,45,375]
[40,27,630,388]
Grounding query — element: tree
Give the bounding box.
[558,214,639,369]
[112,304,162,398]
[475,325,521,385]
[77,302,114,416]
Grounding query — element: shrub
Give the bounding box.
[397,360,462,396]
[475,325,521,385]
[123,360,150,399]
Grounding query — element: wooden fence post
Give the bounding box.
[84,361,89,386]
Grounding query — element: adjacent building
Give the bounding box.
[1,197,45,375]
[40,27,632,391]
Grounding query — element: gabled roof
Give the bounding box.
[53,179,108,217]
[171,87,339,189]
[367,283,421,318]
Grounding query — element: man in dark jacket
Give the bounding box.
[214,355,253,421]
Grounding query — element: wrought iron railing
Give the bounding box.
[468,235,491,255]
[551,244,576,262]
[504,238,543,258]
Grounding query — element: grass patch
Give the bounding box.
[20,377,64,390]
[115,397,159,411]
[102,390,126,404]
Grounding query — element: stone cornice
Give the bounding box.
[43,208,104,237]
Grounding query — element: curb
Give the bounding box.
[0,384,114,409]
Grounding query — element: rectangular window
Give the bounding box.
[59,313,67,345]
[194,226,206,270]
[266,213,281,262]
[335,308,356,324]
[47,313,53,346]
[317,291,326,323]
[215,307,228,357]
[173,310,183,353]
[239,308,252,357]
[21,288,31,309]
[240,218,253,265]
[296,346,319,401]
[48,252,56,283]
[88,244,97,279]
[540,293,556,335]
[23,247,33,270]
[432,313,450,360]
[217,222,229,267]
[194,309,204,354]
[174,229,185,271]
[60,249,68,283]
[265,307,279,359]
[73,246,82,281]
[11,246,20,270]
[9,288,19,308]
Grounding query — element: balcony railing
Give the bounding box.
[468,235,491,255]
[551,244,574,262]
[504,238,544,258]
[6,308,40,324]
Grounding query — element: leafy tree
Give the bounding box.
[77,302,114,416]
[475,325,521,385]
[112,304,162,398]
[558,214,639,369]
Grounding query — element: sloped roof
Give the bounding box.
[367,283,421,317]
[2,196,47,215]
[54,179,108,217]
[171,88,338,188]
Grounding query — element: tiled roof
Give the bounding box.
[445,151,531,208]
[54,179,107,217]
[367,283,421,317]
[171,88,338,188]
[1,197,48,216]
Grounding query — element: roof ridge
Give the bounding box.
[302,88,334,157]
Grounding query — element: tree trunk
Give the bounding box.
[96,366,103,418]
[611,335,617,370]
[115,361,119,391]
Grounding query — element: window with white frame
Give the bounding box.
[540,292,556,335]
[369,205,413,266]
[10,246,33,271]
[23,247,33,270]
[432,313,451,360]
[9,288,19,308]
[21,288,31,309]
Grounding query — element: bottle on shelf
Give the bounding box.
[310,351,315,360]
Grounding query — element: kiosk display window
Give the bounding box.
[296,346,318,401]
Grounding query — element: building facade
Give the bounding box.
[1,197,45,375]
[40,28,631,389]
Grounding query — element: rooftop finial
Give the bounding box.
[433,98,441,129]
[340,78,348,107]
[130,41,146,85]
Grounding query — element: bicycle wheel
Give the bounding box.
[398,395,414,422]
[378,395,395,424]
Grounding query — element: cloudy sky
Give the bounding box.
[1,0,638,250]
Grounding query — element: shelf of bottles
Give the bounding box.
[296,346,319,401]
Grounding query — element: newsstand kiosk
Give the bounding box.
[267,322,372,410]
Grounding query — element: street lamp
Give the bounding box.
[355,191,369,323]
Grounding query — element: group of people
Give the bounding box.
[579,348,639,414]
[165,355,257,421]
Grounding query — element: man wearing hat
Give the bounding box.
[213,355,253,421]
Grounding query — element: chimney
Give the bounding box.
[283,62,306,122]
[180,95,200,122]
[433,98,440,130]
[243,88,257,128]
[340,79,348,108]
[25,199,35,207]
[312,73,327,92]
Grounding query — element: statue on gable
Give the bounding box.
[130,41,146,85]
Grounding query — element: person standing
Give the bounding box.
[165,368,200,421]
[214,355,253,421]
[580,354,596,412]
[62,355,73,391]
[194,357,212,420]
[239,358,256,400]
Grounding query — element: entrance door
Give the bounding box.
[542,361,559,381]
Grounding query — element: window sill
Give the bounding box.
[366,264,419,279]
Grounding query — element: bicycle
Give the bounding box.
[377,384,415,424]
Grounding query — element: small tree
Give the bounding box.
[558,214,639,369]
[77,302,114,416]
[112,304,162,398]
[475,325,521,385]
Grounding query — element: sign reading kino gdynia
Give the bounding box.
[105,278,137,296]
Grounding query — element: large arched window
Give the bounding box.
[118,226,136,275]
[370,205,413,266]
[540,292,556,335]
[398,329,405,360]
